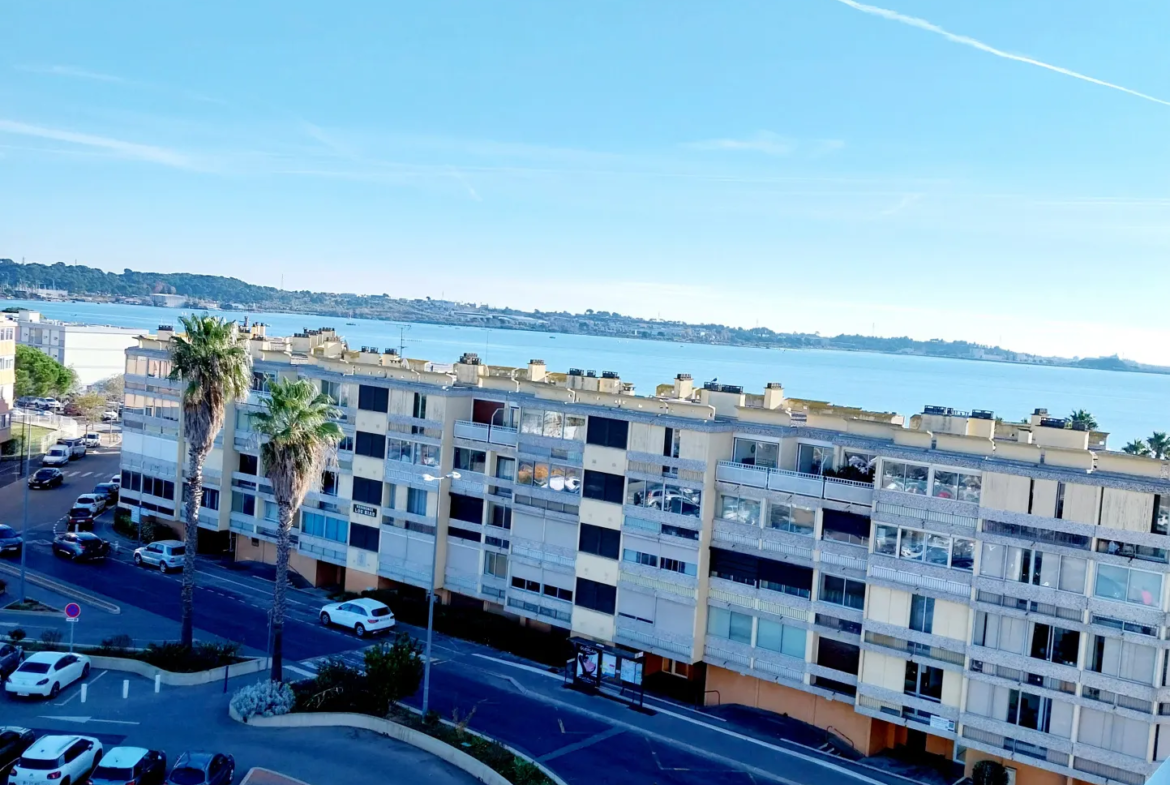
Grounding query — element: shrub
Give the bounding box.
[231,680,295,721]
[97,634,134,655]
[142,641,242,672]
[40,629,63,646]
[293,658,371,713]
[364,633,424,716]
[7,628,26,644]
[973,760,1009,785]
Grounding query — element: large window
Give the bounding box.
[453,448,487,474]
[352,477,383,506]
[1095,538,1169,565]
[904,661,943,701]
[302,511,347,542]
[488,505,511,529]
[516,460,580,494]
[387,439,439,467]
[768,503,815,536]
[625,478,701,517]
[817,638,860,675]
[707,607,753,645]
[909,594,934,633]
[579,523,620,559]
[1088,635,1156,684]
[756,618,806,659]
[1030,623,1079,667]
[484,552,508,578]
[881,461,929,495]
[708,548,812,597]
[980,543,1085,591]
[732,438,778,469]
[875,524,974,571]
[354,431,385,458]
[1094,563,1162,607]
[583,470,624,505]
[449,493,484,524]
[1154,495,1170,535]
[519,409,586,440]
[586,416,629,449]
[349,523,379,552]
[797,443,834,475]
[231,491,255,517]
[357,385,389,413]
[495,457,516,481]
[821,510,870,547]
[575,578,616,615]
[718,494,761,526]
[931,469,982,503]
[406,488,428,516]
[820,575,865,610]
[201,488,220,511]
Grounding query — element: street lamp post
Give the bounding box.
[19,412,30,602]
[420,470,460,716]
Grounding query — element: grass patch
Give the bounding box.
[3,598,59,612]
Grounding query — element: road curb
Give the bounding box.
[92,654,266,685]
[0,563,121,614]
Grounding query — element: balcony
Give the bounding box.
[869,564,970,599]
[615,617,694,659]
[715,461,873,504]
[378,556,433,589]
[454,420,518,447]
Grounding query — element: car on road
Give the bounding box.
[92,482,119,505]
[133,540,185,573]
[0,525,22,558]
[319,597,396,637]
[73,494,107,515]
[4,652,91,699]
[41,446,70,467]
[28,468,64,490]
[57,438,86,460]
[9,735,102,785]
[110,474,122,487]
[89,747,166,785]
[82,433,101,449]
[52,532,110,562]
[165,752,233,785]
[66,507,96,531]
[0,727,36,775]
[0,643,23,679]
[101,410,119,422]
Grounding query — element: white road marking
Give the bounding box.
[38,715,139,725]
[81,472,93,477]
[297,660,318,673]
[284,664,316,679]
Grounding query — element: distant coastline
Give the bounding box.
[2,256,1164,376]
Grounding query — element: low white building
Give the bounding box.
[18,310,142,385]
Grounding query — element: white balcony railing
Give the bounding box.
[454,420,518,447]
[715,461,874,504]
[870,564,969,598]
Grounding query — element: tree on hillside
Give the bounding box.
[252,378,341,681]
[15,345,75,398]
[169,315,251,647]
[1068,409,1098,430]
[1123,439,1153,456]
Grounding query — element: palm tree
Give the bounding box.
[1149,432,1170,460]
[168,315,251,647]
[1123,439,1153,456]
[252,378,342,681]
[1068,409,1098,430]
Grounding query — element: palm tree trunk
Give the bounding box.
[180,447,206,647]
[270,501,294,682]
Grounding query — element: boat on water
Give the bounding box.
[346,322,356,325]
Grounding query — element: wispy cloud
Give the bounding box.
[446,167,482,201]
[878,193,921,216]
[687,131,798,156]
[16,64,128,84]
[0,119,192,168]
[830,0,1170,108]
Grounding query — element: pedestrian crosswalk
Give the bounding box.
[295,644,445,681]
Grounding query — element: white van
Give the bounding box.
[56,437,86,459]
[42,445,70,467]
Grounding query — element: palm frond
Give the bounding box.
[253,378,343,507]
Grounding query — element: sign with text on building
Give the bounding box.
[929,715,955,733]
[352,503,378,518]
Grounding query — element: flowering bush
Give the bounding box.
[231,679,295,721]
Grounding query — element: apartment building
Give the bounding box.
[119,323,1170,785]
[0,315,15,443]
[17,310,142,385]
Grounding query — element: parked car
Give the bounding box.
[92,483,119,505]
[56,438,86,460]
[133,540,185,573]
[0,525,22,559]
[42,399,64,413]
[67,507,96,530]
[82,433,101,449]
[0,643,23,679]
[319,597,396,637]
[88,747,166,785]
[41,446,70,467]
[52,532,109,561]
[4,653,91,699]
[101,410,119,422]
[15,396,35,409]
[73,494,106,516]
[8,735,101,785]
[111,474,122,487]
[165,753,233,785]
[27,468,63,490]
[0,727,36,775]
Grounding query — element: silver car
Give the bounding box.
[133,540,186,573]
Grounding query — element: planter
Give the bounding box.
[91,655,265,686]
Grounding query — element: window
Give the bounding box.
[406,488,428,516]
[543,584,573,602]
[338,436,353,453]
[1094,563,1162,607]
[354,431,385,458]
[586,416,629,449]
[881,461,928,495]
[909,595,934,633]
[488,505,511,529]
[797,443,834,475]
[142,476,175,500]
[905,661,944,701]
[357,385,389,413]
[625,478,701,516]
[817,638,861,675]
[756,618,806,659]
[412,392,427,420]
[821,510,870,547]
[238,453,258,475]
[879,525,974,571]
[981,519,1091,550]
[1154,495,1170,535]
[449,527,482,542]
[453,448,487,474]
[352,477,383,506]
[1096,538,1169,564]
[1030,623,1079,667]
[515,461,580,494]
[707,607,753,645]
[732,438,778,468]
[768,503,815,536]
[820,575,865,610]
[579,523,620,559]
[661,523,699,540]
[449,493,484,524]
[583,470,624,505]
[758,557,813,598]
[520,409,586,440]
[980,542,1087,591]
[718,494,761,526]
[512,576,540,593]
[495,457,516,481]
[349,523,379,552]
[201,488,220,511]
[299,512,343,542]
[1055,482,1066,519]
[1006,689,1051,732]
[1088,635,1157,684]
[321,470,339,497]
[709,547,758,585]
[575,578,616,614]
[663,427,681,459]
[661,557,697,576]
[931,469,982,503]
[231,491,255,516]
[623,549,657,567]
[263,501,278,522]
[484,552,508,578]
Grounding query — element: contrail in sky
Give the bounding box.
[830,0,1170,108]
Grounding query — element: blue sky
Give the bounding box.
[3,1,1170,361]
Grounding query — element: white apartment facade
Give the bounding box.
[18,310,142,385]
[119,323,1170,785]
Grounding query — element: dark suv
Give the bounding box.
[52,532,110,562]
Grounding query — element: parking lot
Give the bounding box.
[2,667,481,785]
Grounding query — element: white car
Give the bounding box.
[5,652,91,698]
[8,735,102,785]
[73,494,106,515]
[101,411,119,422]
[319,597,396,638]
[133,540,185,573]
[82,433,101,449]
[110,474,122,487]
[41,446,70,467]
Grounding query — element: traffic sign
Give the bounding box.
[64,602,81,620]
